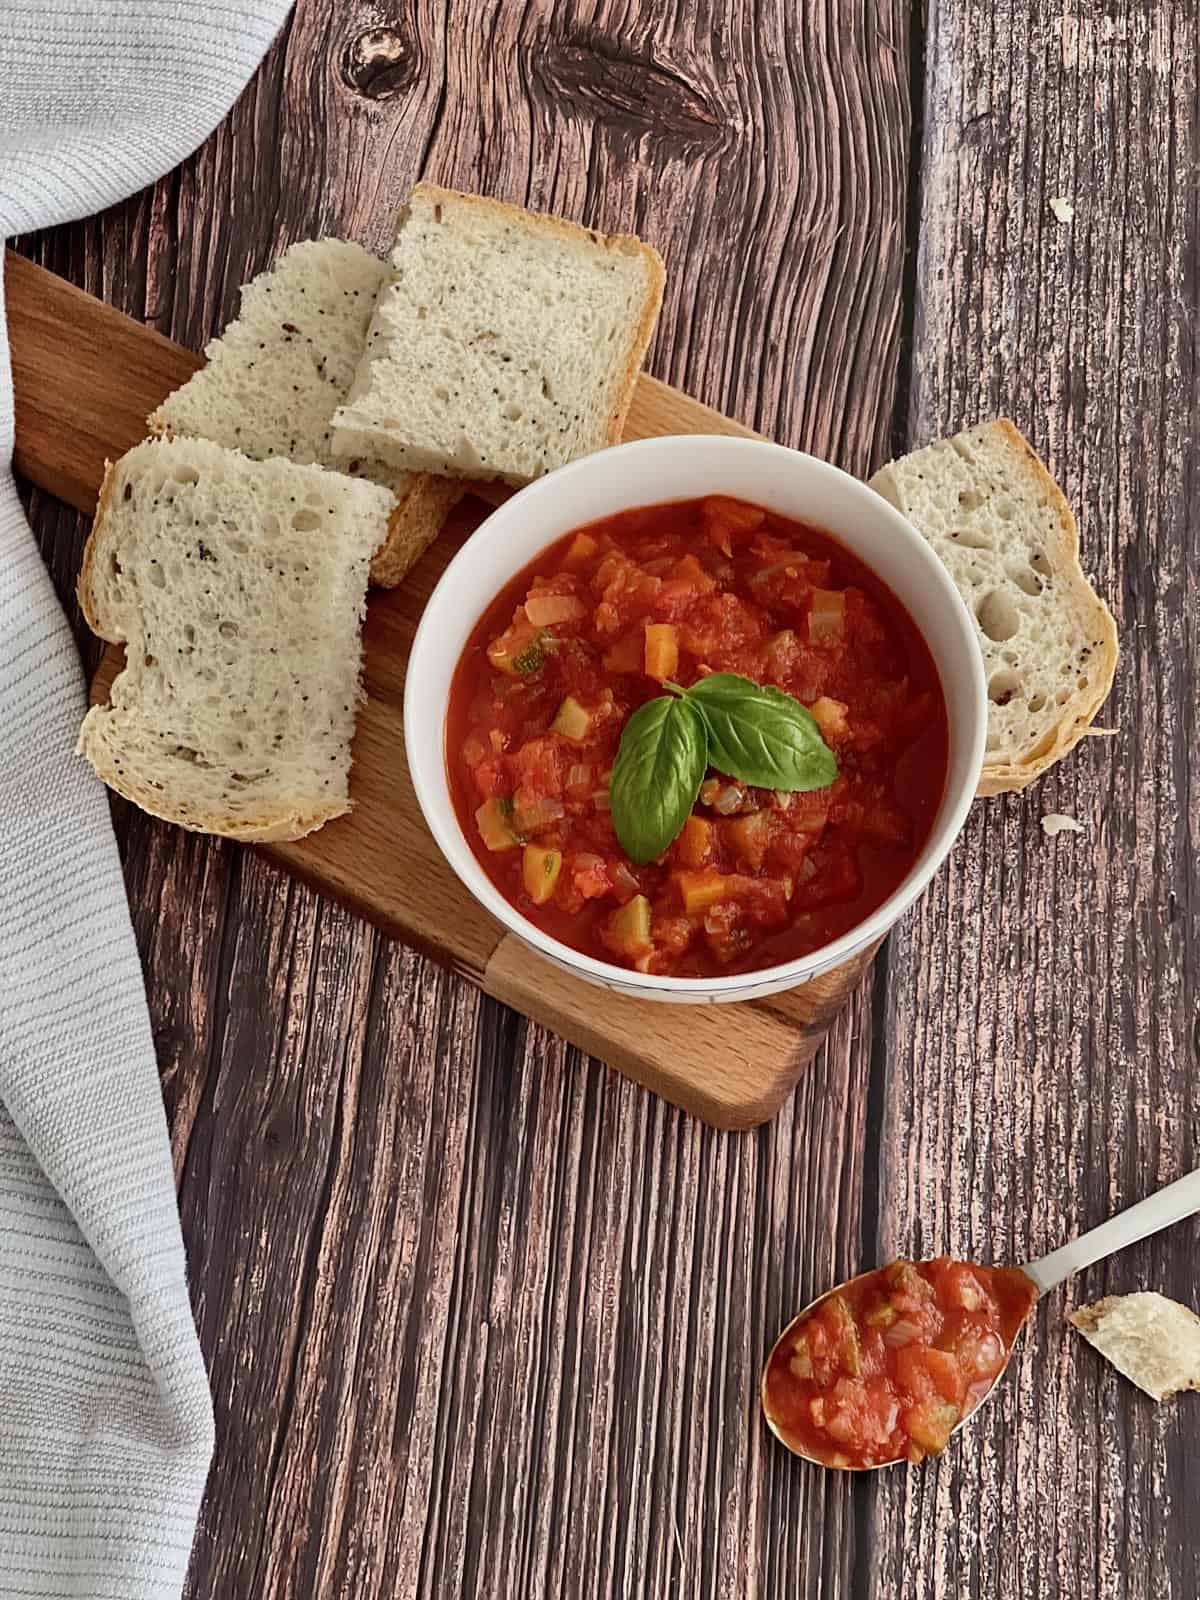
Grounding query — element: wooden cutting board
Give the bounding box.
[7,250,879,1129]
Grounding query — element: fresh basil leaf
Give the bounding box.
[610,695,709,864]
[685,672,838,791]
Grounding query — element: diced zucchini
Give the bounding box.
[550,695,592,742]
[522,845,563,905]
[488,619,550,677]
[475,796,520,852]
[674,868,731,915]
[644,622,679,681]
[606,895,652,957]
[903,1398,961,1456]
[863,1299,899,1329]
[823,1296,862,1376]
[512,633,548,675]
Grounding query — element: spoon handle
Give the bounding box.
[1022,1166,1200,1295]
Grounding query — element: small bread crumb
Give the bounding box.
[1071,1292,1200,1402]
[1042,813,1085,837]
[1049,197,1075,223]
[1083,727,1118,737]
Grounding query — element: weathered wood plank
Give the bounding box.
[870,5,1198,1599]
[16,0,915,1594]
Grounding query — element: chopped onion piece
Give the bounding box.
[512,796,565,833]
[525,594,586,626]
[612,861,641,898]
[882,1318,925,1348]
[711,783,747,815]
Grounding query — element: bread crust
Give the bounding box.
[873,418,1118,795]
[77,441,372,843]
[371,471,467,588]
[975,420,1118,793]
[77,707,347,841]
[393,183,666,478]
[76,455,122,638]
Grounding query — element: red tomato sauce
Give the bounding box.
[762,1258,1038,1468]
[445,495,949,979]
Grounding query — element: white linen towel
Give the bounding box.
[1,4,292,1595]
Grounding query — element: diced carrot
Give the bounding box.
[674,868,731,915]
[644,622,679,681]
[701,496,765,554]
[676,815,714,869]
[726,810,771,869]
[563,532,599,569]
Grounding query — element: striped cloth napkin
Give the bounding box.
[1,4,291,1595]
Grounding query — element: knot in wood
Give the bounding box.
[534,30,729,154]
[341,25,417,101]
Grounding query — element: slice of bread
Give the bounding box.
[330,184,666,486]
[77,437,391,841]
[149,239,463,587]
[869,419,1118,794]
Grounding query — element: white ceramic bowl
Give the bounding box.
[405,435,985,1003]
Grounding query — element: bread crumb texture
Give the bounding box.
[77,437,390,840]
[331,184,665,485]
[150,238,462,587]
[870,419,1118,793]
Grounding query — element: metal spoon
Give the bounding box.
[763,1164,1200,1469]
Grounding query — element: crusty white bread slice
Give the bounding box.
[77,438,391,841]
[149,239,463,588]
[869,419,1118,794]
[330,184,666,486]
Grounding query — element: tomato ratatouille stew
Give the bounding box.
[762,1258,1039,1468]
[446,495,949,979]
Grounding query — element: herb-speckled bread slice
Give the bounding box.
[870,419,1118,794]
[330,184,666,486]
[77,437,391,841]
[149,238,463,588]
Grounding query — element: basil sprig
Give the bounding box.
[609,695,708,865]
[685,673,839,792]
[609,672,838,864]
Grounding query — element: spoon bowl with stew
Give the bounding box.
[762,1165,1200,1470]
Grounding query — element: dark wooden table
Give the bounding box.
[15,2,1198,1595]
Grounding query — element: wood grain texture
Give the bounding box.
[39,0,1200,1594]
[23,259,869,1125]
[868,5,1199,1600]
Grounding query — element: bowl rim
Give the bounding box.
[404,434,986,997]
